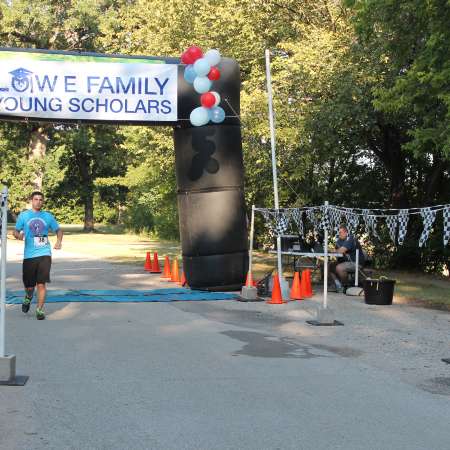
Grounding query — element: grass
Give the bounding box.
[377,269,450,310]
[8,223,182,266]
[63,224,183,264]
[8,224,450,310]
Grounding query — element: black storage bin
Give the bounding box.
[363,278,396,305]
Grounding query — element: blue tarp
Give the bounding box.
[6,288,236,304]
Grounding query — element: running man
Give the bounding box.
[13,191,63,320]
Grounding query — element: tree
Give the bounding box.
[0,0,118,194]
[0,123,37,214]
[47,124,125,231]
[347,0,450,205]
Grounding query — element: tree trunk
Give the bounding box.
[28,126,48,191]
[84,194,95,232]
[74,145,95,232]
[388,152,408,208]
[424,157,448,204]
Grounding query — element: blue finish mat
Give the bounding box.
[6,288,236,304]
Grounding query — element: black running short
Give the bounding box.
[22,256,52,288]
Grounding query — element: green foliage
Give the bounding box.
[43,197,84,224]
[0,0,111,51]
[349,0,450,174]
[0,0,448,273]
[120,127,179,239]
[0,123,45,212]
[44,124,127,230]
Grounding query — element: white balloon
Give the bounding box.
[205,49,221,67]
[211,91,221,107]
[193,76,212,94]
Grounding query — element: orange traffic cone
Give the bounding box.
[290,272,303,300]
[144,252,152,272]
[244,271,257,287]
[267,274,286,304]
[179,271,187,287]
[150,252,162,273]
[170,258,180,283]
[300,269,313,298]
[305,270,314,297]
[161,256,172,279]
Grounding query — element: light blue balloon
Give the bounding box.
[193,76,212,94]
[205,49,221,67]
[193,58,211,77]
[209,106,226,123]
[190,107,210,127]
[183,65,196,84]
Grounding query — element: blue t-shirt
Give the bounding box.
[336,235,365,264]
[15,210,60,259]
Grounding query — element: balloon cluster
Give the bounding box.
[181,46,226,127]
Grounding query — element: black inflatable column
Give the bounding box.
[174,58,248,291]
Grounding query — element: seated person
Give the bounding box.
[329,225,365,291]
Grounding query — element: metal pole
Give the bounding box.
[323,201,328,310]
[355,249,359,287]
[247,205,255,287]
[265,49,283,279]
[0,187,8,358]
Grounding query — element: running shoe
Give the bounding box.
[36,307,45,320]
[22,296,32,313]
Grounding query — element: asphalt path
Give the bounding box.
[1,241,449,450]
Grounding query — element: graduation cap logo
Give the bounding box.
[10,67,33,92]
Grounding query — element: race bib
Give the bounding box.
[33,236,49,248]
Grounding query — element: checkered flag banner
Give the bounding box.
[306,208,319,230]
[283,209,293,233]
[346,211,359,234]
[386,215,397,244]
[261,210,274,234]
[329,207,342,237]
[257,203,450,247]
[319,205,331,232]
[397,209,409,245]
[369,215,379,239]
[267,210,290,236]
[443,207,450,246]
[419,207,437,247]
[362,209,371,236]
[362,210,379,239]
[291,208,304,237]
[342,210,352,232]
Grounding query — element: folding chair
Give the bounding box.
[256,269,274,296]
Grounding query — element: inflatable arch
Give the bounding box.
[0,48,248,290]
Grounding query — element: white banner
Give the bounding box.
[0,50,178,122]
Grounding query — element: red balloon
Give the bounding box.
[187,45,203,63]
[181,51,194,65]
[200,92,216,108]
[207,67,221,81]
